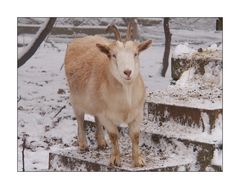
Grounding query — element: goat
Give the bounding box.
[64,23,152,167]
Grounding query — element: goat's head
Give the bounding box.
[96,23,152,84]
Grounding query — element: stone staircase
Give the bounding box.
[48,99,222,172]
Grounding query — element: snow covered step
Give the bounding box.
[48,120,222,171]
[82,119,221,147]
[140,120,222,171]
[141,119,222,145]
[49,148,196,171]
[171,45,222,80]
[145,100,222,132]
[117,120,222,171]
[49,131,197,171]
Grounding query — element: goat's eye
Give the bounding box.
[112,54,116,58]
[134,53,138,57]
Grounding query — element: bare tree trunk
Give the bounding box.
[216,17,223,31]
[18,18,56,68]
[161,18,172,77]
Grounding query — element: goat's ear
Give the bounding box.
[96,43,111,58]
[138,40,152,53]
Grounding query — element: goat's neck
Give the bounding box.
[106,70,139,107]
[122,83,134,107]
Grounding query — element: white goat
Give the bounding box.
[64,23,152,167]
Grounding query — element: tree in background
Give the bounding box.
[161,17,172,77]
[216,17,223,31]
[18,18,56,68]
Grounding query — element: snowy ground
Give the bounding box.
[17,19,222,171]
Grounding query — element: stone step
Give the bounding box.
[141,119,222,145]
[49,120,222,171]
[83,119,222,146]
[145,100,222,132]
[108,119,222,171]
[49,148,196,171]
[139,120,222,171]
[116,120,222,171]
[49,131,197,171]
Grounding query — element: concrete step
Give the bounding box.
[49,129,197,171]
[112,118,221,171]
[145,99,222,132]
[141,119,222,145]
[49,119,222,171]
[139,120,222,171]
[49,147,197,171]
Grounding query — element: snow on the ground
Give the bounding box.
[17,39,80,170]
[17,20,222,171]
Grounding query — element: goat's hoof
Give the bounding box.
[79,143,89,152]
[133,155,145,167]
[109,155,121,167]
[97,139,108,150]
[97,142,108,150]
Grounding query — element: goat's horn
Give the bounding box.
[106,24,121,41]
[125,22,134,41]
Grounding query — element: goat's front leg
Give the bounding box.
[108,127,121,167]
[98,115,121,166]
[129,115,145,167]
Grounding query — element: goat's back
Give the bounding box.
[64,35,110,95]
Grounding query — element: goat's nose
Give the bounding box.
[123,70,132,77]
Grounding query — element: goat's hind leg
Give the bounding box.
[76,113,88,151]
[95,117,108,150]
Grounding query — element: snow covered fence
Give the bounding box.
[17,24,127,37]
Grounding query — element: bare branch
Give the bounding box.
[59,62,64,71]
[18,18,57,68]
[53,105,66,118]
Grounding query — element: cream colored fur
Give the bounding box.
[65,35,151,167]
